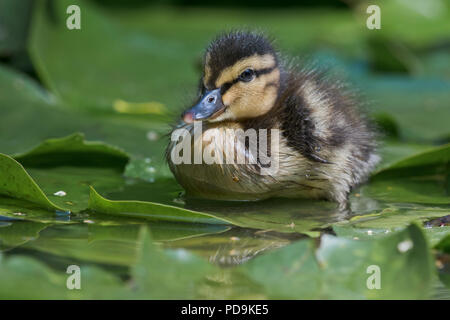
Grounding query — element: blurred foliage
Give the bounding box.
[0,225,437,299]
[91,0,348,9]
[0,0,449,299]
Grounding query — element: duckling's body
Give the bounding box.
[167,31,379,204]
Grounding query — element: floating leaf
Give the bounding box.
[88,187,231,225]
[0,153,64,211]
[132,228,214,299]
[436,234,450,254]
[334,223,450,246]
[374,144,450,178]
[0,64,168,164]
[347,206,450,229]
[8,132,133,212]
[361,144,450,205]
[0,220,48,251]
[425,226,450,247]
[243,239,321,299]
[13,133,129,169]
[29,0,196,112]
[244,224,433,299]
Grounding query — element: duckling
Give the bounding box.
[167,31,379,204]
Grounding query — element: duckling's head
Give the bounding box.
[183,31,281,124]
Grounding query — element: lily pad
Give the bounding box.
[27,166,126,213]
[0,153,64,211]
[88,186,231,225]
[361,144,450,205]
[14,133,129,169]
[244,224,433,299]
[373,143,450,178]
[2,132,135,213]
[0,197,75,224]
[0,220,48,251]
[436,234,450,254]
[29,0,196,112]
[132,228,214,299]
[0,64,168,165]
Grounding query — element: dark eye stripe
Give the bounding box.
[254,66,276,77]
[220,66,277,95]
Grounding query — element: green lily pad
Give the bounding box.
[243,239,321,299]
[21,223,140,267]
[29,0,195,113]
[197,198,340,236]
[334,223,450,247]
[0,227,216,299]
[0,253,129,299]
[0,64,168,167]
[87,223,230,244]
[0,220,48,251]
[361,144,450,205]
[0,197,75,224]
[244,224,433,299]
[13,133,129,169]
[376,140,441,172]
[1,131,136,213]
[132,228,214,299]
[20,221,229,267]
[27,166,126,213]
[361,77,450,142]
[352,206,450,228]
[374,144,450,178]
[88,186,231,225]
[361,177,450,205]
[436,234,450,254]
[425,226,450,247]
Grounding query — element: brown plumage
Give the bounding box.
[167,31,379,204]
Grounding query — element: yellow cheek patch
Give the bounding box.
[222,85,239,106]
[215,54,276,88]
[221,68,280,120]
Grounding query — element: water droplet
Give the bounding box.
[145,166,156,174]
[54,190,67,197]
[173,197,185,205]
[173,192,186,205]
[146,131,159,141]
[172,249,190,261]
[124,158,156,183]
[397,240,413,253]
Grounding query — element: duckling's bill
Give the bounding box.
[183,88,224,123]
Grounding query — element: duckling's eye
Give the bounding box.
[239,69,255,82]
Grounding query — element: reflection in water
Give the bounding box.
[165,227,306,266]
[183,196,353,232]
